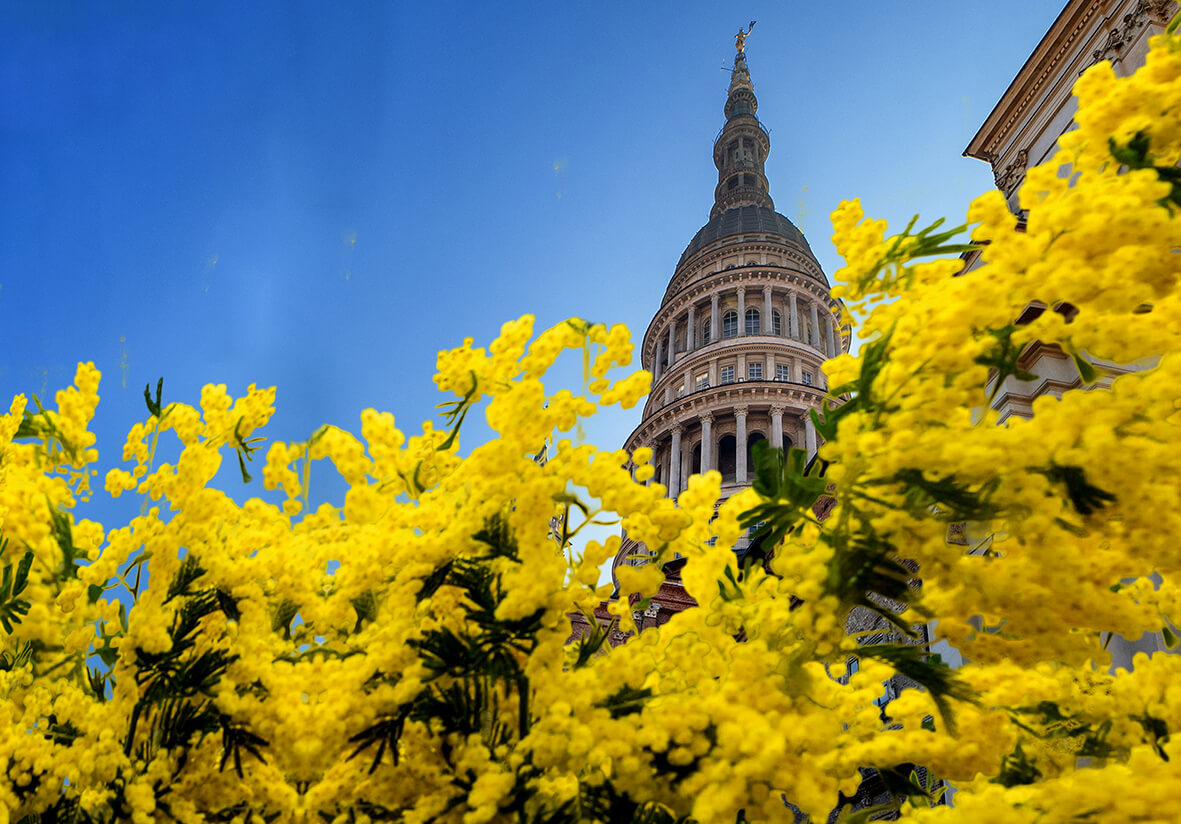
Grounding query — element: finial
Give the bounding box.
[735,21,756,53]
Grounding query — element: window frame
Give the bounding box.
[722,310,738,339]
[745,308,760,336]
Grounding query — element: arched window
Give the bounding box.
[691,442,702,476]
[748,432,767,470]
[745,308,760,335]
[722,311,738,339]
[702,318,711,344]
[772,310,782,335]
[718,435,737,483]
[783,435,794,451]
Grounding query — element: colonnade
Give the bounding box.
[657,405,818,495]
[653,284,839,381]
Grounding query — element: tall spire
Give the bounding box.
[710,38,774,219]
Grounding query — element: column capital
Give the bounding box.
[769,405,786,416]
[698,410,714,424]
[670,423,684,436]
[733,405,748,418]
[736,285,746,296]
[763,284,772,295]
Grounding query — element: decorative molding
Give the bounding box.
[967,1,1105,159]
[1091,24,1127,63]
[993,147,1030,194]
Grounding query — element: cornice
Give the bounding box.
[668,242,828,299]
[643,269,840,363]
[625,382,826,448]
[965,0,1106,162]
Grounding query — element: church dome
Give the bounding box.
[677,204,815,269]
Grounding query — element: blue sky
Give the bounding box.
[1,2,1064,531]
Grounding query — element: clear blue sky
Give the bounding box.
[2,2,1064,527]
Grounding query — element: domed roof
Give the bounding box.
[677,205,814,268]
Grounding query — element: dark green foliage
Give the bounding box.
[350,514,539,781]
[975,325,1038,403]
[231,416,265,484]
[215,587,241,622]
[271,599,300,639]
[1136,714,1170,762]
[571,614,615,668]
[14,393,79,464]
[47,503,82,580]
[647,722,719,788]
[891,470,1002,522]
[351,590,377,633]
[874,764,932,804]
[862,646,973,736]
[44,715,83,747]
[436,369,480,451]
[143,377,164,418]
[166,554,206,603]
[1035,463,1116,516]
[826,529,926,637]
[14,793,97,824]
[416,559,455,603]
[597,685,653,719]
[1109,131,1181,212]
[118,553,266,786]
[87,666,109,702]
[740,442,829,566]
[810,331,894,444]
[992,743,1042,787]
[0,535,34,632]
[349,709,411,773]
[219,716,270,778]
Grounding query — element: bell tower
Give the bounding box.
[611,37,848,591]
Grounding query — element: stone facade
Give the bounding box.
[961,0,1170,425]
[963,0,1172,216]
[961,0,1176,669]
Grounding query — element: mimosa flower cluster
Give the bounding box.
[1,20,1179,824]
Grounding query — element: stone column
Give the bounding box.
[810,303,821,348]
[763,286,773,334]
[669,425,683,498]
[789,292,800,339]
[770,405,785,449]
[683,371,692,397]
[708,359,717,386]
[805,414,817,456]
[654,340,663,382]
[687,305,696,353]
[710,294,720,343]
[735,406,748,485]
[826,313,837,356]
[699,412,714,473]
[737,287,746,336]
[668,318,677,365]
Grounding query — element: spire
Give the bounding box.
[710,38,774,219]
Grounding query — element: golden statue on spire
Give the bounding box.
[735,20,756,53]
